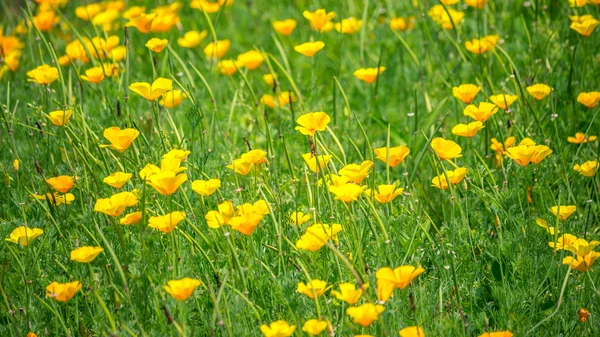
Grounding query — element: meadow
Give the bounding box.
[1,0,600,336]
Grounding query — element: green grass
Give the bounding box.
[1,0,600,336]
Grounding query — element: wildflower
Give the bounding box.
[32,192,75,205]
[526,84,553,100]
[478,333,513,337]
[217,60,240,75]
[297,279,329,298]
[489,94,518,109]
[535,218,558,235]
[190,0,234,13]
[99,127,139,152]
[79,66,106,84]
[75,4,103,21]
[550,205,576,220]
[177,30,207,48]
[229,212,264,235]
[302,319,328,336]
[505,145,552,166]
[124,13,156,33]
[260,320,296,337]
[431,167,467,190]
[27,64,59,84]
[289,211,311,225]
[376,265,424,302]
[465,0,487,8]
[148,211,186,233]
[319,174,350,188]
[329,183,367,203]
[335,17,362,34]
[567,132,597,144]
[261,94,277,108]
[13,159,19,171]
[463,102,498,122]
[145,38,168,53]
[94,192,138,217]
[390,16,415,31]
[353,67,386,84]
[294,41,325,57]
[465,35,499,54]
[163,278,202,300]
[430,138,462,161]
[263,74,277,86]
[120,212,142,225]
[339,160,374,184]
[303,9,336,32]
[399,326,426,337]
[549,234,578,251]
[573,160,598,177]
[440,0,460,4]
[346,303,385,327]
[192,179,221,196]
[277,91,297,106]
[452,84,481,104]
[452,121,484,138]
[70,246,104,263]
[237,50,264,70]
[102,172,131,189]
[569,0,587,6]
[365,185,404,204]
[577,92,600,108]
[33,10,59,32]
[570,17,599,37]
[46,281,81,302]
[331,282,368,305]
[129,78,173,101]
[296,223,343,251]
[147,170,188,195]
[5,226,43,246]
[46,175,74,193]
[204,40,230,59]
[302,153,332,173]
[374,146,410,167]
[159,90,187,108]
[428,5,464,29]
[272,19,297,36]
[295,112,331,136]
[578,308,590,323]
[565,238,600,256]
[26,333,37,337]
[205,201,236,228]
[563,252,600,272]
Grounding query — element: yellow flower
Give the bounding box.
[263,74,277,86]
[578,308,591,322]
[148,211,186,233]
[535,218,558,235]
[260,94,277,108]
[346,303,385,327]
[226,158,254,175]
[565,238,600,256]
[177,30,207,48]
[526,84,553,100]
[296,223,343,251]
[295,112,331,136]
[94,191,138,217]
[505,145,552,166]
[294,41,325,57]
[145,38,168,53]
[46,281,81,302]
[430,137,462,161]
[573,160,599,177]
[463,102,498,122]
[13,159,19,171]
[464,34,499,54]
[27,64,59,85]
[302,153,332,173]
[570,17,600,37]
[100,127,139,152]
[147,171,188,196]
[563,252,600,272]
[205,201,236,228]
[465,0,487,8]
[159,90,187,108]
[431,167,467,190]
[289,211,311,225]
[374,146,410,167]
[190,0,234,13]
[33,10,59,32]
[75,3,103,21]
[489,94,518,109]
[390,16,415,31]
[272,19,297,36]
[192,179,221,196]
[204,39,230,59]
[440,0,460,4]
[103,172,132,189]
[70,246,104,263]
[26,332,37,337]
[335,17,362,34]
[119,212,142,225]
[330,282,368,305]
[329,183,367,203]
[569,0,587,7]
[452,121,484,138]
[550,205,577,220]
[303,9,336,32]
[365,185,403,203]
[297,279,329,299]
[217,60,240,76]
[46,175,74,193]
[428,5,464,29]
[277,91,297,106]
[577,91,600,109]
[229,212,265,235]
[399,326,426,337]
[260,320,296,337]
[129,78,173,101]
[5,226,43,246]
[339,160,374,184]
[80,67,105,84]
[549,234,578,251]
[376,265,424,302]
[237,50,264,70]
[125,13,156,33]
[452,84,481,104]
[163,278,202,300]
[32,192,75,206]
[567,132,597,144]
[302,319,328,336]
[353,67,386,84]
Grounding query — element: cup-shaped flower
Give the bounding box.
[567,132,597,144]
[294,41,325,57]
[390,16,415,31]
[353,66,386,84]
[335,17,362,34]
[302,319,329,336]
[27,64,59,85]
[295,112,331,136]
[550,205,576,220]
[148,211,186,233]
[32,192,75,206]
[452,121,484,138]
[100,127,139,152]
[570,17,599,37]
[463,102,498,122]
[70,246,104,263]
[399,326,426,337]
[260,320,296,337]
[374,146,410,167]
[346,303,385,327]
[577,92,600,109]
[478,331,513,337]
[192,179,221,196]
[578,308,590,322]
[5,226,43,246]
[339,160,374,184]
[46,281,82,302]
[526,84,553,100]
[564,252,600,272]
[158,90,187,108]
[94,191,138,217]
[147,171,188,195]
[190,0,234,13]
[272,19,297,36]
[296,223,343,251]
[530,145,552,164]
[205,201,235,228]
[217,60,240,76]
[129,78,173,101]
[430,138,462,161]
[574,160,598,177]
[549,234,578,251]
[177,30,207,48]
[277,91,297,106]
[47,109,73,127]
[263,74,277,86]
[329,183,367,203]
[464,34,499,54]
[229,212,264,235]
[376,265,425,302]
[365,185,404,203]
[120,212,142,225]
[302,153,332,172]
[465,0,487,9]
[145,38,168,52]
[237,50,264,70]
[80,67,105,84]
[204,39,230,59]
[489,94,518,109]
[331,282,368,305]
[289,211,311,225]
[428,5,464,29]
[431,167,468,190]
[452,84,481,104]
[46,175,75,193]
[163,278,202,300]
[303,9,335,32]
[103,172,132,189]
[297,279,329,299]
